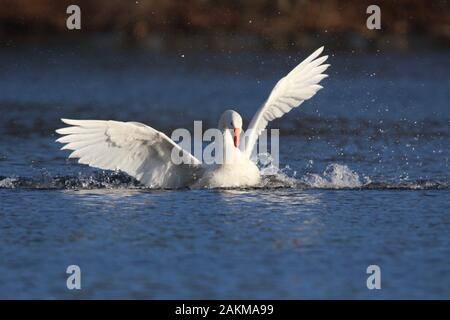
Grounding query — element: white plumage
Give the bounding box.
[56,120,200,188]
[56,47,329,188]
[244,46,329,157]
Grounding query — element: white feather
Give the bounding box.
[244,47,330,157]
[56,119,201,188]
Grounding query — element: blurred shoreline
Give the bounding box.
[1,0,449,52]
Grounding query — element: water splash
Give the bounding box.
[0,172,142,190]
[301,163,371,189]
[0,177,19,188]
[0,165,447,191]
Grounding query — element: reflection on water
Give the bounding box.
[220,188,323,207]
[66,188,149,200]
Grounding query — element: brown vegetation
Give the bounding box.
[1,0,448,50]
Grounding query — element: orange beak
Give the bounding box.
[233,128,241,148]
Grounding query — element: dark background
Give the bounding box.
[1,0,449,51]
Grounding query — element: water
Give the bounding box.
[0,45,449,299]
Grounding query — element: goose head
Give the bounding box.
[218,109,243,148]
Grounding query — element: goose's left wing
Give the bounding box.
[244,47,329,157]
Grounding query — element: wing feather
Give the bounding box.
[56,119,201,188]
[244,47,330,158]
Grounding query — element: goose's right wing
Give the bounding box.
[56,119,201,188]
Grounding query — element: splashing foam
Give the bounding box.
[301,163,370,189]
[0,177,19,188]
[1,164,447,190]
[257,152,370,189]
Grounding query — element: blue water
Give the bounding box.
[0,45,449,299]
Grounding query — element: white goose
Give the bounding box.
[56,47,329,188]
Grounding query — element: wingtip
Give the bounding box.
[68,151,78,159]
[61,118,72,124]
[304,46,326,64]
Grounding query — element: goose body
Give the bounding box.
[56,47,330,188]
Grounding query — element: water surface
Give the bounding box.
[0,46,449,298]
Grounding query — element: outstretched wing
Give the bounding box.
[56,119,201,188]
[244,46,329,157]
